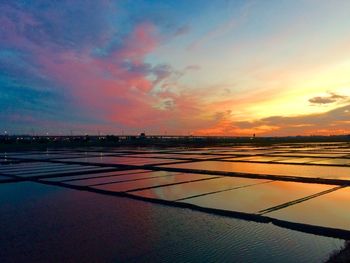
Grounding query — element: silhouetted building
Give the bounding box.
[139,132,146,139]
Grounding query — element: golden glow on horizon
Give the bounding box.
[226,61,350,121]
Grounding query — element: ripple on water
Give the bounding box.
[0,182,346,263]
[126,208,345,263]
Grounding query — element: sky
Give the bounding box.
[1,0,350,136]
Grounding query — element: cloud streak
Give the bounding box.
[235,103,350,136]
[309,92,348,105]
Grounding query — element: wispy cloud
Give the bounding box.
[309,92,348,105]
[188,1,254,51]
[234,104,350,136]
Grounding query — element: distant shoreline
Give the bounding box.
[0,134,349,151]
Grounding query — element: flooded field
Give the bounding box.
[1,142,350,262]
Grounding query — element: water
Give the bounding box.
[181,181,334,214]
[0,182,345,263]
[63,156,185,165]
[131,176,267,201]
[92,173,214,192]
[268,187,350,230]
[159,161,350,179]
[1,143,350,262]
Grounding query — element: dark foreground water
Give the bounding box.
[0,182,345,263]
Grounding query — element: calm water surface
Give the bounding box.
[0,182,345,263]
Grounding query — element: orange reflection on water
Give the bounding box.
[268,187,350,230]
[67,156,184,165]
[182,181,333,214]
[160,161,350,179]
[131,176,266,201]
[92,173,212,192]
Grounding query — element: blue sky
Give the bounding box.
[1,0,350,135]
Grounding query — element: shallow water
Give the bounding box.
[44,169,149,182]
[224,156,289,162]
[0,175,12,181]
[2,166,113,178]
[131,176,268,201]
[63,156,186,165]
[65,170,181,187]
[268,187,350,230]
[92,173,215,192]
[1,144,350,262]
[181,181,334,214]
[308,159,350,165]
[0,182,345,263]
[159,161,350,179]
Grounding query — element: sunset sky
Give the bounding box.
[1,0,350,136]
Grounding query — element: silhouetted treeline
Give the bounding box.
[0,134,350,151]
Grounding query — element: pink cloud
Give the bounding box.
[28,23,172,129]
